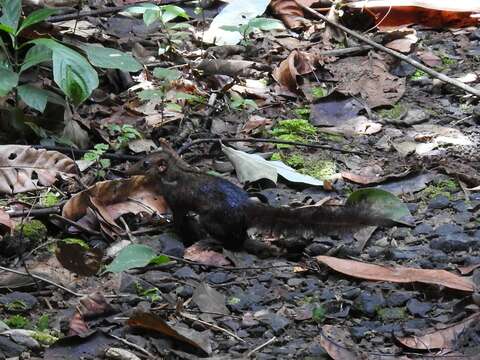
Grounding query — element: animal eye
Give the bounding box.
[142,160,151,169]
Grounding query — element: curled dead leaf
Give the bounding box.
[0,145,77,194]
[316,255,474,292]
[397,313,480,350]
[62,176,168,238]
[272,50,316,94]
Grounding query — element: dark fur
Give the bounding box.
[127,141,391,250]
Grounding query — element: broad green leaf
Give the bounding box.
[20,44,52,73]
[81,45,142,72]
[0,0,21,32]
[143,8,159,26]
[124,3,159,15]
[138,89,164,100]
[105,244,157,273]
[0,23,15,34]
[165,102,182,112]
[248,17,284,31]
[219,25,241,33]
[17,85,49,112]
[159,5,188,23]
[153,67,181,81]
[31,39,98,105]
[346,188,412,224]
[0,68,18,96]
[17,8,59,35]
[149,254,170,265]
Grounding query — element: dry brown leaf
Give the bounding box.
[62,176,168,237]
[184,243,231,267]
[326,56,405,108]
[316,255,474,292]
[0,209,13,232]
[417,50,442,67]
[272,50,315,94]
[397,313,480,350]
[0,145,77,194]
[270,0,317,29]
[318,325,360,360]
[347,1,480,29]
[128,311,212,355]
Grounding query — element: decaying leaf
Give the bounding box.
[55,240,103,276]
[62,176,168,238]
[128,311,212,355]
[397,313,480,350]
[326,56,405,108]
[318,325,360,360]
[184,243,231,267]
[272,50,316,94]
[0,145,77,194]
[346,1,480,29]
[316,256,474,292]
[0,209,13,232]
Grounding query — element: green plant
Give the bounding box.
[229,93,258,111]
[127,4,189,55]
[5,300,27,312]
[270,119,317,148]
[221,17,284,45]
[5,315,30,329]
[311,86,328,99]
[83,143,110,178]
[138,67,204,121]
[107,124,142,149]
[410,69,427,80]
[36,314,50,332]
[0,0,141,113]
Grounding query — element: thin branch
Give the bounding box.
[181,312,246,343]
[0,265,85,297]
[178,137,368,155]
[246,336,277,358]
[295,1,480,97]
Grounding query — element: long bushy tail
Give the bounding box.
[245,202,392,234]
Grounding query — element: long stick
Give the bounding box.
[296,1,480,98]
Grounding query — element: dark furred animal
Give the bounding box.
[127,140,391,249]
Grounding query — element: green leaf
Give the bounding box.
[143,8,159,26]
[124,3,159,15]
[0,68,18,96]
[31,39,98,105]
[17,8,59,35]
[105,244,157,273]
[138,89,164,100]
[159,5,188,23]
[153,67,181,81]
[0,0,21,32]
[220,25,241,33]
[346,188,412,224]
[20,44,52,73]
[248,17,284,31]
[0,23,15,34]
[81,45,142,72]
[165,102,182,112]
[149,254,170,265]
[17,84,49,112]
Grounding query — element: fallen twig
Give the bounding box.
[178,137,368,155]
[0,265,85,297]
[296,1,480,98]
[181,312,246,343]
[246,336,277,358]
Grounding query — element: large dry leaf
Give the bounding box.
[347,1,480,29]
[397,313,480,350]
[326,56,405,108]
[316,256,474,292]
[272,50,316,94]
[0,145,77,194]
[128,311,212,355]
[62,176,168,237]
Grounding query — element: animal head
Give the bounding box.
[126,139,179,176]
